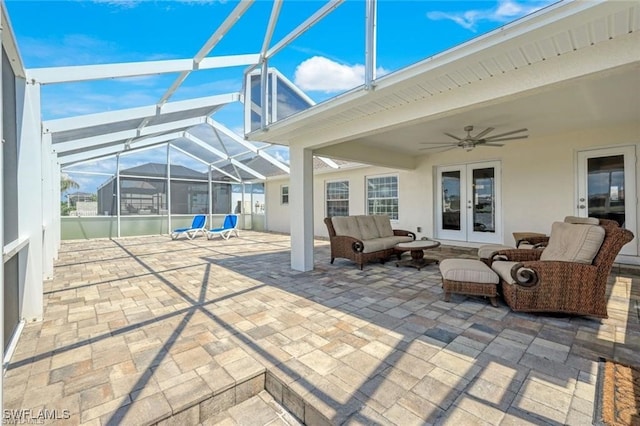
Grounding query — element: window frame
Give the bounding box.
[325,179,349,217]
[365,174,399,221]
[280,185,289,205]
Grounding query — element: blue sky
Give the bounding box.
[5,0,556,194]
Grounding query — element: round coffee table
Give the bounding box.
[395,240,441,270]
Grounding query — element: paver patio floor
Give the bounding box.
[4,232,640,425]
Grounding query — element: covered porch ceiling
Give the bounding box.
[246,1,640,170]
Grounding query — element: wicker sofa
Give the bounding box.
[324,215,415,269]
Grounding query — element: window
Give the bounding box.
[366,175,398,220]
[281,185,289,205]
[326,181,349,217]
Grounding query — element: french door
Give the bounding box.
[436,161,502,244]
[577,146,637,256]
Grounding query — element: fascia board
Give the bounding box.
[250,0,612,140]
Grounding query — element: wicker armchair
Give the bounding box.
[491,219,634,318]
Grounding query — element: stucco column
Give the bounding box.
[289,144,314,271]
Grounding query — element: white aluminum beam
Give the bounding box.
[43,93,239,134]
[59,131,183,165]
[158,1,256,106]
[364,0,377,90]
[183,132,229,160]
[53,117,206,154]
[266,0,344,58]
[1,3,25,78]
[27,54,260,85]
[207,118,290,173]
[194,1,255,63]
[229,158,265,180]
[170,144,210,166]
[261,0,283,57]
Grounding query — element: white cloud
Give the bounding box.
[426,0,556,32]
[294,56,389,94]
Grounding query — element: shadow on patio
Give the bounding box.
[4,232,639,425]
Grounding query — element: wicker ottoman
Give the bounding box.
[439,259,500,307]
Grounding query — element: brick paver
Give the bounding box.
[4,232,640,425]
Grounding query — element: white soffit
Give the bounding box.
[247,0,640,144]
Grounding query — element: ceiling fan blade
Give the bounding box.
[419,142,455,145]
[443,132,463,141]
[483,135,529,143]
[419,146,454,151]
[474,127,495,139]
[480,143,504,147]
[484,128,528,140]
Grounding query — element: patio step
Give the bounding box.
[154,369,333,426]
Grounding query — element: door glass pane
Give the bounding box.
[587,155,625,226]
[472,168,495,233]
[442,171,461,230]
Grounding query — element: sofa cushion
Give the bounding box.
[356,215,380,240]
[439,259,499,284]
[361,236,412,253]
[490,261,521,284]
[478,244,515,259]
[540,222,605,264]
[332,216,362,240]
[564,216,599,225]
[373,215,394,237]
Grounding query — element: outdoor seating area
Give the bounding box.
[4,232,640,425]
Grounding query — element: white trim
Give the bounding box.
[2,236,29,263]
[2,320,25,374]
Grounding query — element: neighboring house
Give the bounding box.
[251,1,640,270]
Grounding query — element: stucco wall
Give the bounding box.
[265,122,639,254]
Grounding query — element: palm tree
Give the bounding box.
[60,174,79,193]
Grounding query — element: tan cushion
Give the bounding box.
[540,222,605,264]
[490,261,521,284]
[373,215,394,237]
[478,244,514,259]
[564,216,599,225]
[356,215,380,240]
[332,216,362,240]
[361,236,412,253]
[439,259,499,284]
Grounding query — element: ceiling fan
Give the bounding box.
[419,125,528,152]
